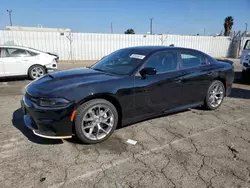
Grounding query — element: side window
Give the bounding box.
[27,50,38,56]
[0,48,4,58]
[180,52,202,68]
[5,48,31,57]
[143,51,178,73]
[244,40,250,50]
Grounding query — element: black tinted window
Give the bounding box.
[180,53,201,68]
[143,51,177,73]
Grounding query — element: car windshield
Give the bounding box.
[90,48,149,75]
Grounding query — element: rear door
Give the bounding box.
[179,50,214,105]
[133,50,183,117]
[2,48,33,76]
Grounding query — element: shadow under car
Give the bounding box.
[12,108,63,145]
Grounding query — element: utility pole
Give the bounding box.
[111,22,113,34]
[150,18,153,35]
[7,9,12,26]
[245,23,248,33]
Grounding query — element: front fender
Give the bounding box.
[76,92,119,107]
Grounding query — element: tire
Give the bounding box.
[204,80,225,110]
[28,65,46,80]
[74,99,118,144]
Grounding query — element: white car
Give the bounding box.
[0,45,58,80]
[240,39,250,80]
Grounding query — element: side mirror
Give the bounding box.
[139,67,157,77]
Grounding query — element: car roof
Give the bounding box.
[0,45,44,53]
[121,46,204,55]
[0,45,29,49]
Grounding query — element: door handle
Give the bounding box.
[175,78,182,83]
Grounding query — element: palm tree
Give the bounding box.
[124,29,135,34]
[224,16,234,36]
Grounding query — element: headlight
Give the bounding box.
[37,98,70,107]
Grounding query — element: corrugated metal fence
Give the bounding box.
[0,30,233,60]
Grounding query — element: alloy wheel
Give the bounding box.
[81,105,114,140]
[31,66,45,79]
[209,83,224,108]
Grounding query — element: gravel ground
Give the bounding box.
[0,59,250,188]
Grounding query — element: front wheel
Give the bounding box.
[204,80,225,110]
[74,99,118,144]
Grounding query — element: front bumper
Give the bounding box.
[21,94,74,139]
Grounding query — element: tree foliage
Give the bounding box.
[124,29,135,34]
[224,16,234,36]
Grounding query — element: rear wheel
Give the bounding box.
[28,65,46,80]
[204,80,225,110]
[74,99,118,144]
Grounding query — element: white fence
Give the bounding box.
[0,30,233,60]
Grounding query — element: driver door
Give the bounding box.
[133,50,184,117]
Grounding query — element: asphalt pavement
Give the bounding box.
[1,59,250,188]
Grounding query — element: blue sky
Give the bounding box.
[0,0,249,35]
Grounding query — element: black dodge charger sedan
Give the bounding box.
[21,46,234,144]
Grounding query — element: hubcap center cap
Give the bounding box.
[94,116,101,123]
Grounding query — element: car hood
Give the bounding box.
[26,68,120,97]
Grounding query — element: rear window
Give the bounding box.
[27,51,39,56]
[180,53,202,68]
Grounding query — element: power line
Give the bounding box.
[7,9,12,26]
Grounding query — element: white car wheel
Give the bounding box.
[28,65,46,80]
